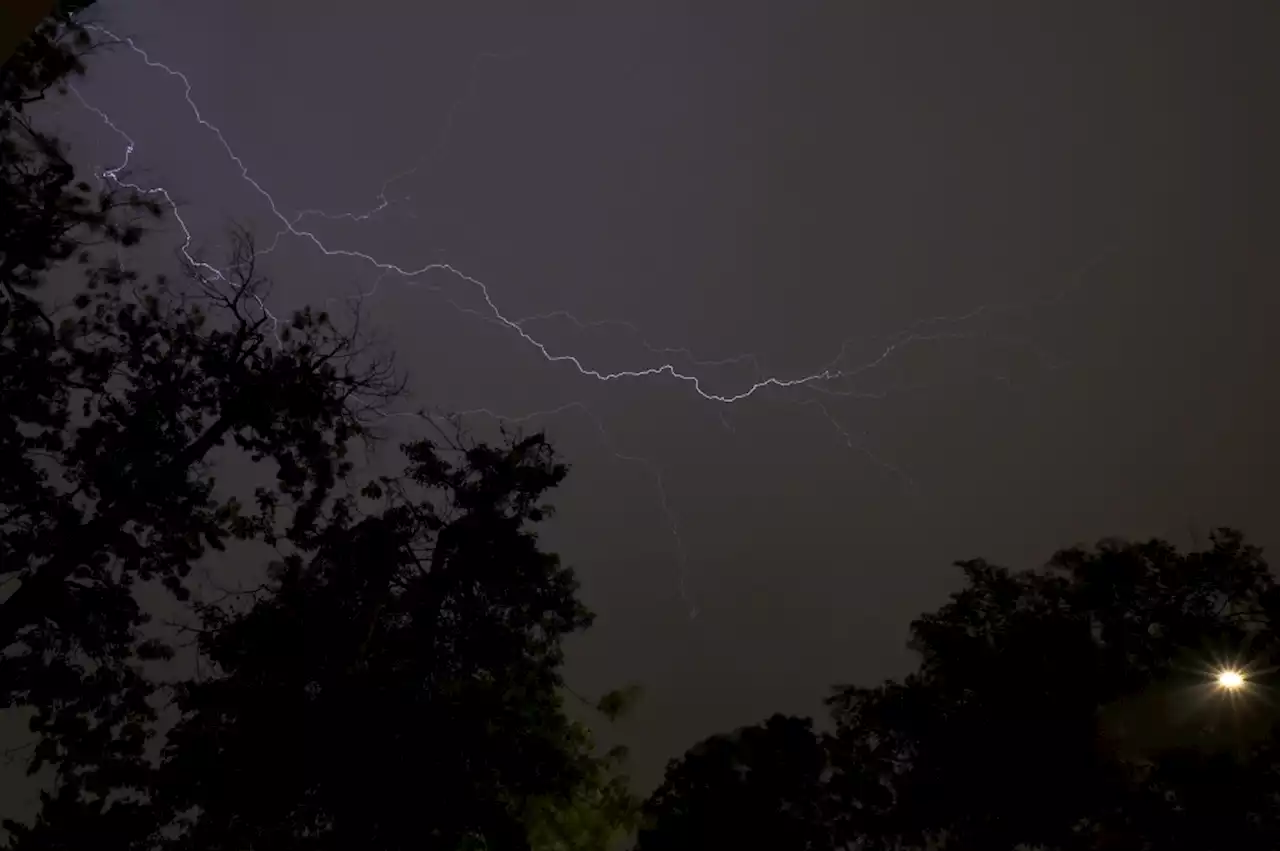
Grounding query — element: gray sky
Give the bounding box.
[15,0,1280,797]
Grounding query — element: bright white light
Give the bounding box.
[1216,670,1246,689]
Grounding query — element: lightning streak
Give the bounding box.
[78,23,1078,407]
[67,85,282,338]
[63,18,1113,615]
[286,50,519,229]
[804,399,919,498]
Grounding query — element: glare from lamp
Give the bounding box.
[1216,669,1246,690]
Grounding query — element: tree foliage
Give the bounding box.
[642,529,1280,850]
[637,714,832,851]
[1,215,402,824]
[1,3,140,275]
[141,432,600,851]
[3,11,631,851]
[522,716,641,851]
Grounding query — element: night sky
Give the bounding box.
[10,0,1280,803]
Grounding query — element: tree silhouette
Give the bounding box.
[636,714,833,851]
[521,687,643,851]
[4,10,639,849]
[642,529,1280,850]
[0,3,94,69]
[0,225,401,822]
[5,11,401,660]
[4,426,637,850]
[2,8,407,839]
[2,3,140,268]
[146,432,602,851]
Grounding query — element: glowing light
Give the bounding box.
[1216,669,1246,690]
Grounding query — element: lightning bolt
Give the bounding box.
[75,23,1088,407]
[286,50,520,230]
[67,83,284,343]
[803,399,920,499]
[60,18,1115,616]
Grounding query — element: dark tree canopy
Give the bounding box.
[2,11,635,851]
[637,714,833,851]
[2,4,399,803]
[3,11,700,845]
[3,427,635,851]
[148,433,600,851]
[1,4,98,71]
[642,529,1280,850]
